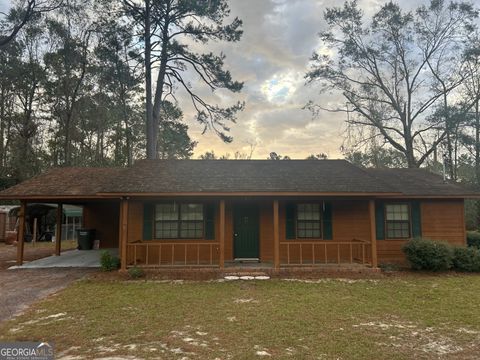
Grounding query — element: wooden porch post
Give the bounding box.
[118,200,124,259]
[273,200,280,270]
[369,199,378,268]
[219,199,225,270]
[120,198,129,272]
[16,200,27,266]
[55,203,63,256]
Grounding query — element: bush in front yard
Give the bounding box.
[402,238,453,271]
[452,247,480,272]
[100,251,120,271]
[467,231,480,249]
[128,266,145,279]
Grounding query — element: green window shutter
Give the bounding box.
[286,202,296,239]
[375,201,385,240]
[143,203,154,240]
[204,203,215,240]
[411,201,422,238]
[322,201,333,240]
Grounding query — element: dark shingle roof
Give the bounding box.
[0,160,477,198]
[0,167,125,198]
[365,168,476,197]
[105,159,395,194]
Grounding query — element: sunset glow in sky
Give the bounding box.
[0,0,419,159]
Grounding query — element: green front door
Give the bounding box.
[233,204,259,259]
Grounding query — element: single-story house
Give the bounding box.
[0,159,477,271]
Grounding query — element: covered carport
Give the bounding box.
[0,167,125,267]
[13,198,121,266]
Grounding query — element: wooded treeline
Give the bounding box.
[305,0,480,228]
[306,0,480,183]
[2,0,480,226]
[0,0,243,182]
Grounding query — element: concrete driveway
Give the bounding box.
[9,249,118,269]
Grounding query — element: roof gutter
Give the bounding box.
[2,192,478,200]
[96,191,403,197]
[0,195,121,201]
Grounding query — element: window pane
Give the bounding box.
[154,203,206,239]
[386,204,409,221]
[297,204,321,220]
[155,204,179,221]
[297,219,321,238]
[386,221,409,239]
[181,204,204,220]
[155,220,178,238]
[180,221,203,238]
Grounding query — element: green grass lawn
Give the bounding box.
[1,275,480,359]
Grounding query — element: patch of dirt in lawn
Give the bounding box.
[54,322,319,360]
[0,242,77,270]
[353,317,480,359]
[233,297,258,304]
[56,325,223,360]
[0,243,55,270]
[282,278,381,284]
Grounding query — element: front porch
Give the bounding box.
[121,198,378,271]
[126,239,373,268]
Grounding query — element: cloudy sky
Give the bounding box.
[186,0,358,159]
[0,0,418,159]
[178,0,417,159]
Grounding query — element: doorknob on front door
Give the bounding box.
[234,233,238,236]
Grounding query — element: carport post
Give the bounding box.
[55,203,63,256]
[16,201,27,266]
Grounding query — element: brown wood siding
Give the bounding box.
[377,199,466,264]
[279,200,372,264]
[124,198,466,267]
[332,200,371,242]
[83,201,120,248]
[422,200,466,245]
[126,200,224,265]
[128,201,143,243]
[128,199,275,264]
[377,240,407,264]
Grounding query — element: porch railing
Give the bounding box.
[127,239,371,268]
[280,238,371,266]
[127,242,220,268]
